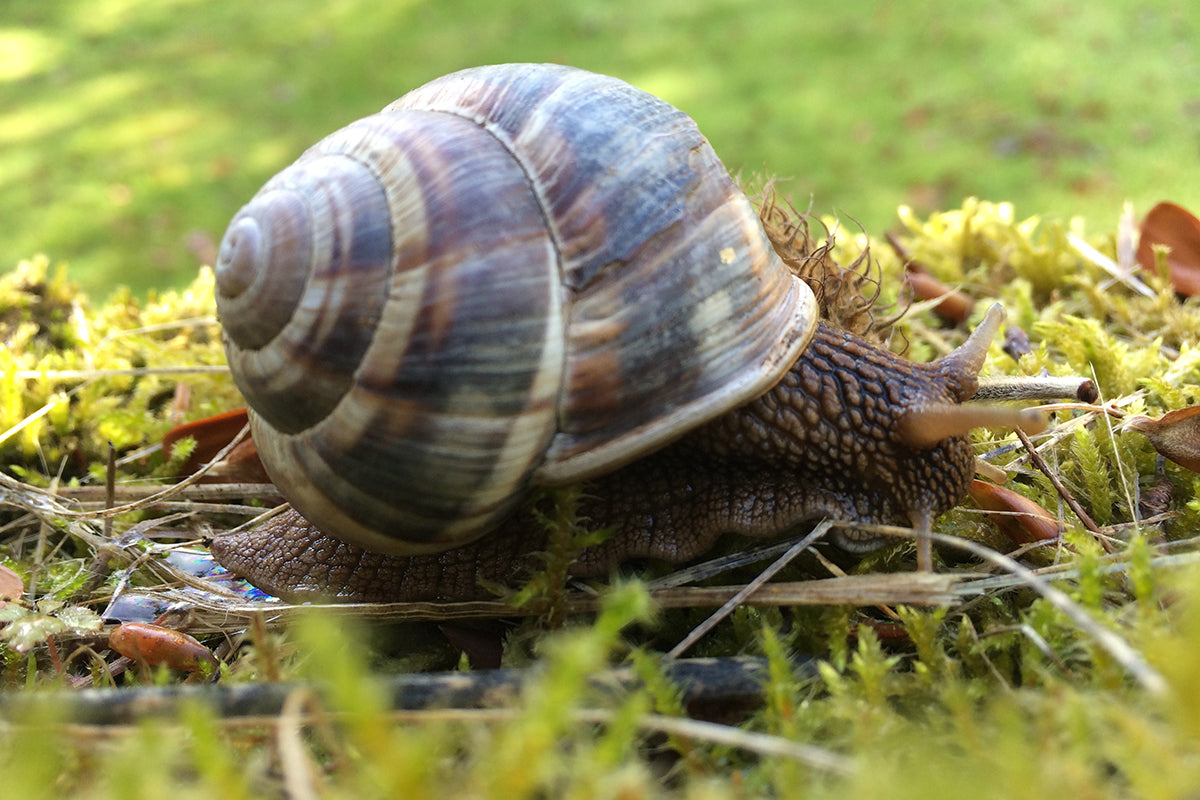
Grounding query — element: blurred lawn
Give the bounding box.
[1,0,1197,296]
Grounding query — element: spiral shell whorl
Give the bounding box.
[216,155,394,435]
[216,64,817,555]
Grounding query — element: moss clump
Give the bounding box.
[0,255,238,482]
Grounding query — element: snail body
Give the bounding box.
[211,64,1040,602]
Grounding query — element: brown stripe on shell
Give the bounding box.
[309,114,439,356]
[391,64,708,291]
[391,64,818,484]
[545,208,813,482]
[246,112,564,553]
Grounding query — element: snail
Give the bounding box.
[208,63,1081,603]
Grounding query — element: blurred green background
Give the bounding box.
[2,0,1197,297]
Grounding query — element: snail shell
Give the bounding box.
[215,64,818,556]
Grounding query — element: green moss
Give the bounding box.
[898,200,1085,299]
[0,255,238,485]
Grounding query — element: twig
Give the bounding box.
[104,442,116,540]
[666,520,832,659]
[4,366,230,380]
[0,657,776,724]
[52,483,279,502]
[279,688,321,800]
[1014,427,1109,549]
[590,710,853,775]
[112,570,968,634]
[0,423,252,521]
[1068,234,1156,298]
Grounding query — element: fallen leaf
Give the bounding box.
[109,622,218,673]
[903,264,975,323]
[163,407,248,466]
[0,603,102,652]
[438,623,504,670]
[969,479,1062,544]
[0,564,23,606]
[1126,406,1200,472]
[0,614,66,652]
[1137,201,1200,296]
[206,437,271,483]
[163,407,269,482]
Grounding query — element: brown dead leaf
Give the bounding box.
[0,564,24,606]
[1137,201,1200,296]
[903,263,975,323]
[163,407,269,482]
[1126,406,1200,472]
[969,479,1062,544]
[163,407,248,467]
[108,622,218,672]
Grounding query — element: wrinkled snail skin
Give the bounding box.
[209,63,997,603]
